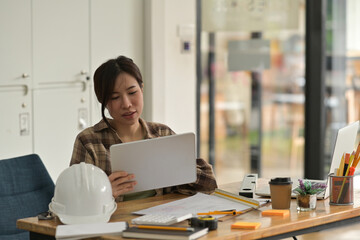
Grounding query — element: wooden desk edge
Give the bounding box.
[248,207,360,239]
[17,217,57,236]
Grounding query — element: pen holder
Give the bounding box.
[329,174,354,205]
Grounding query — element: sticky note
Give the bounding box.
[231,222,261,230]
[261,209,290,217]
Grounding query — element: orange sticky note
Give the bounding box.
[261,209,290,217]
[231,222,261,230]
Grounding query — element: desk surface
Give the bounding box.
[17,178,360,240]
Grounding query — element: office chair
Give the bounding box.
[0,154,54,240]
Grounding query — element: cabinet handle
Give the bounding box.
[22,73,30,78]
[80,80,87,92]
[38,80,87,92]
[0,84,29,96]
[80,70,90,81]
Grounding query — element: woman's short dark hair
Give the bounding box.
[93,56,143,128]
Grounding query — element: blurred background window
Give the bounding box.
[198,0,360,185]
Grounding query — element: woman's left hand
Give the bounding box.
[108,171,137,198]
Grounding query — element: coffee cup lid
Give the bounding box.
[269,177,292,185]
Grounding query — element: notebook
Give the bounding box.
[110,132,197,194]
[55,222,128,240]
[122,227,208,240]
[255,120,359,199]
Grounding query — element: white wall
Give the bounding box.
[90,0,145,124]
[347,0,360,51]
[144,0,196,134]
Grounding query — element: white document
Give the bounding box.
[133,192,268,218]
[55,222,128,240]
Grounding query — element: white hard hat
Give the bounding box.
[49,162,116,224]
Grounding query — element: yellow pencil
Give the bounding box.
[337,153,345,176]
[349,152,355,169]
[197,210,243,216]
[137,225,195,232]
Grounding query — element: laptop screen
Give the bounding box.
[324,121,359,198]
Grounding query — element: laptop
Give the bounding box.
[110,132,197,194]
[255,120,359,199]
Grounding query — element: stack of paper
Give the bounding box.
[133,191,268,218]
[122,226,208,240]
[55,222,128,240]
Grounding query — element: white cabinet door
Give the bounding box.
[32,0,90,86]
[32,0,91,180]
[0,0,32,84]
[0,87,33,158]
[90,0,144,124]
[0,0,33,160]
[33,87,90,181]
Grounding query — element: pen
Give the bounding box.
[343,153,350,176]
[136,225,195,232]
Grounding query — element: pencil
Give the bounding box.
[136,225,195,232]
[338,153,345,176]
[349,152,355,169]
[351,143,360,168]
[197,210,236,215]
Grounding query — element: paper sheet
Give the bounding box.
[133,193,268,218]
[55,222,128,240]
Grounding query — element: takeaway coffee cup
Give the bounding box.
[269,177,292,209]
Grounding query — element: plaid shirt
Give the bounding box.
[70,118,217,201]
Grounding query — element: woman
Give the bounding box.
[70,56,217,201]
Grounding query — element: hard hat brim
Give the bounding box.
[49,201,117,225]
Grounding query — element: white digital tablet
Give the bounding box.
[110,132,197,194]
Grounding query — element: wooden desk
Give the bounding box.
[17,178,360,240]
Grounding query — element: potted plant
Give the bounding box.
[293,179,327,211]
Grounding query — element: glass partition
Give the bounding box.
[199,0,306,184]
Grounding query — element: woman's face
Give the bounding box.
[106,73,143,127]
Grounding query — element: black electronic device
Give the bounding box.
[189,216,218,231]
[239,174,258,198]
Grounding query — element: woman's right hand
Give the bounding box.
[108,171,137,198]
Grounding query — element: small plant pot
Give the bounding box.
[296,194,317,211]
